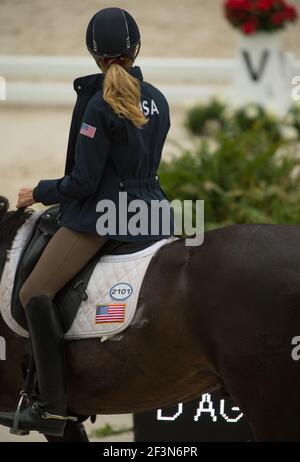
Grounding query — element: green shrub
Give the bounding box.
[185,100,300,143]
[284,103,300,139]
[185,98,227,136]
[160,109,300,230]
[90,423,133,439]
[232,104,281,142]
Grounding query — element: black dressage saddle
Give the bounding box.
[11,205,155,334]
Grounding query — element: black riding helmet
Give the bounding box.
[86,7,141,61]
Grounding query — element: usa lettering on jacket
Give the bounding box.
[140,99,160,116]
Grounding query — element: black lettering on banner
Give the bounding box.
[242,50,270,82]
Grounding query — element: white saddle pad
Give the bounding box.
[0,210,176,341]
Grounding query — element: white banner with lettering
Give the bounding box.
[232,32,293,115]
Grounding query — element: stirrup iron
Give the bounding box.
[10,391,30,436]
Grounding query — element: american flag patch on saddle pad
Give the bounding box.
[96,304,126,324]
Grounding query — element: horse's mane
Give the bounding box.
[0,196,33,246]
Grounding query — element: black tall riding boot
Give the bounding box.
[0,294,75,436]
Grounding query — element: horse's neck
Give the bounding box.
[0,210,31,239]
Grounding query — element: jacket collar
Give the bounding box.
[73,66,144,95]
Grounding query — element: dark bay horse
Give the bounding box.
[1,196,300,442]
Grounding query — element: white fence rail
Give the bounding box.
[0,55,299,106]
[5,81,230,106]
[0,56,235,82]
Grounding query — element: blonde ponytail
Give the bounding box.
[102,59,148,129]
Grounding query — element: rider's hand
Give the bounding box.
[16,188,36,209]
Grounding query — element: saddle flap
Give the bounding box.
[11,205,61,330]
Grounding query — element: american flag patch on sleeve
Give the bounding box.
[80,123,97,139]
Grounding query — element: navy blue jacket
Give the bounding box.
[33,66,174,241]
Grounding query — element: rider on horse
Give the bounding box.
[0,7,173,436]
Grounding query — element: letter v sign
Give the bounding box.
[242,50,270,82]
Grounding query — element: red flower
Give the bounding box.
[236,10,248,20]
[242,19,258,33]
[256,0,275,11]
[271,11,286,24]
[224,0,298,33]
[284,5,298,20]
